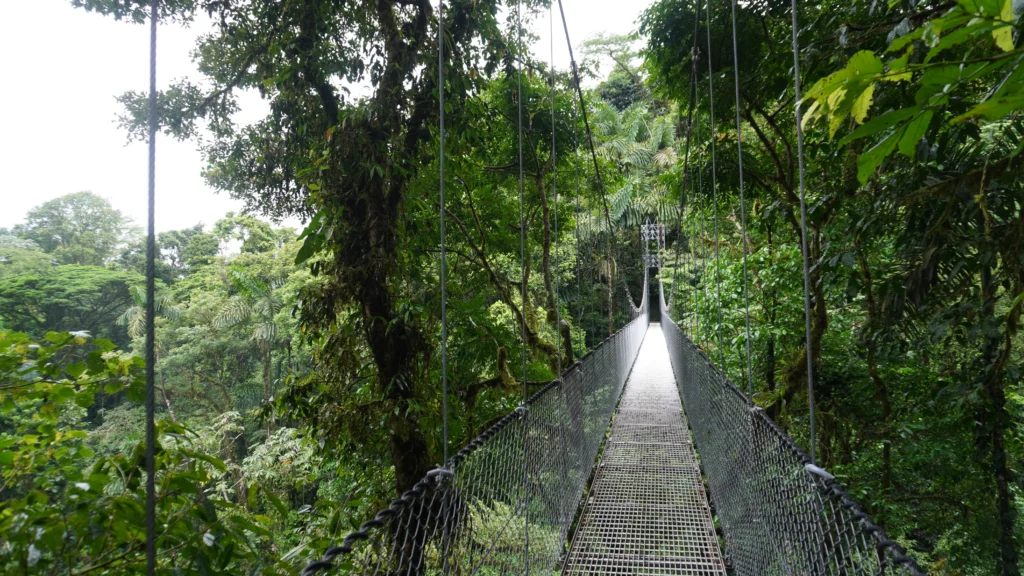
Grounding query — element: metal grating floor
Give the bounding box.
[563,325,726,576]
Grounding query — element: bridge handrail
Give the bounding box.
[659,280,926,575]
[302,273,650,575]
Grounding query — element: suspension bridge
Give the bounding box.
[299,256,925,576]
[132,0,930,573]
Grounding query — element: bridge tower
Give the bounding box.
[641,220,664,322]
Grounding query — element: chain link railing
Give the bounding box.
[303,275,649,576]
[658,281,925,575]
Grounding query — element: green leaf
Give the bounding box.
[952,95,1024,122]
[915,65,965,105]
[264,491,290,518]
[74,390,95,409]
[851,85,877,124]
[1008,290,1024,318]
[66,362,87,379]
[849,50,884,77]
[898,111,934,157]
[925,21,991,63]
[993,25,1015,52]
[999,0,1014,20]
[840,107,920,146]
[180,449,227,473]
[885,52,913,82]
[857,130,901,184]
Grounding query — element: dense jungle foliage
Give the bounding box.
[0,0,1021,574]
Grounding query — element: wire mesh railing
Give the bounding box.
[658,282,925,575]
[303,277,649,576]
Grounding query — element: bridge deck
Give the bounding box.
[563,324,726,576]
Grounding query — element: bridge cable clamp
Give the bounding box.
[428,466,454,487]
[803,463,835,481]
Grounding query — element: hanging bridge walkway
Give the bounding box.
[301,277,925,576]
[564,325,724,576]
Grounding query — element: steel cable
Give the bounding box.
[789,0,818,464]
[438,0,450,466]
[144,1,158,574]
[729,0,755,395]
[514,0,529,567]
[703,0,725,371]
[670,2,702,317]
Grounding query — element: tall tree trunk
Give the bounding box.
[537,174,558,323]
[301,0,436,499]
[607,238,615,336]
[158,370,176,422]
[979,263,1020,576]
[262,346,272,437]
[765,220,777,392]
[856,249,892,494]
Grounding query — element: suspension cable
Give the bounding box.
[790,0,817,464]
[688,179,696,336]
[515,0,528,406]
[695,110,707,346]
[551,4,562,377]
[729,0,754,395]
[704,0,725,370]
[514,0,530,567]
[437,0,450,465]
[671,0,703,315]
[574,92,583,340]
[145,1,158,574]
[555,0,621,334]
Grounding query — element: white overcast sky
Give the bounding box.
[0,0,653,233]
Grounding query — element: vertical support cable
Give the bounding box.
[704,0,725,370]
[550,3,572,539]
[512,0,528,403]
[514,1,530,570]
[556,0,616,338]
[729,0,754,395]
[675,0,703,319]
[688,189,695,337]
[438,0,450,466]
[693,69,707,348]
[577,101,585,340]
[436,8,453,574]
[696,146,706,346]
[144,1,158,574]
[671,23,700,317]
[789,0,817,464]
[551,2,561,379]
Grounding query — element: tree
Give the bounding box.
[0,330,285,574]
[216,269,283,435]
[0,233,53,280]
[80,0,550,498]
[15,192,132,266]
[583,33,650,111]
[214,213,276,254]
[591,102,678,228]
[118,285,182,339]
[0,265,138,344]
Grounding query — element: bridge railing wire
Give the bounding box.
[658,281,925,576]
[303,277,649,576]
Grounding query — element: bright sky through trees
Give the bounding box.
[0,0,652,233]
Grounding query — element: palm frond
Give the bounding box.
[215,295,253,329]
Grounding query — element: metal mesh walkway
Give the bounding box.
[564,324,726,576]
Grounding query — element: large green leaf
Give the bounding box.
[839,107,920,146]
[857,130,900,184]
